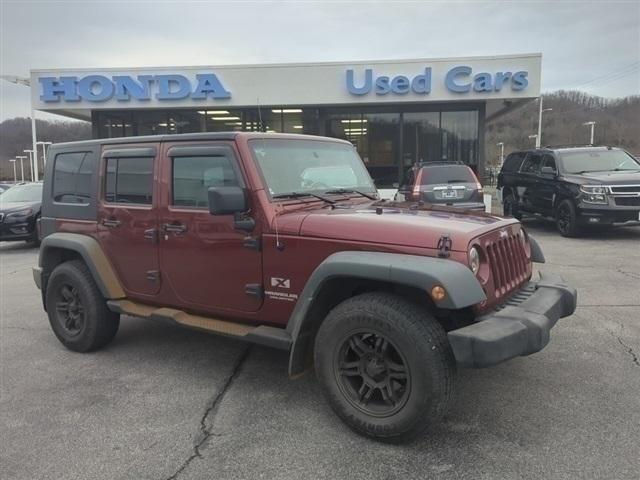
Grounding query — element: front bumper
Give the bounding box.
[447,272,577,368]
[0,218,36,241]
[576,205,640,226]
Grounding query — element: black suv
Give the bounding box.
[498,146,640,237]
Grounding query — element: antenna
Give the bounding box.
[274,203,284,251]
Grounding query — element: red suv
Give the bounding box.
[33,132,576,442]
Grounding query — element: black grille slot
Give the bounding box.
[486,233,528,298]
[614,197,640,206]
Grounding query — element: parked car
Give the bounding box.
[498,146,640,237]
[0,182,17,194]
[33,133,576,442]
[395,161,485,210]
[0,182,43,244]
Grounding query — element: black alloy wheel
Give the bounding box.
[556,199,580,237]
[53,283,86,337]
[334,331,410,417]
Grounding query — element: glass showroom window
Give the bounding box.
[441,111,479,166]
[97,112,133,138]
[403,112,441,167]
[167,110,204,134]
[200,109,244,132]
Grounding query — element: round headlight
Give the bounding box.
[469,246,480,275]
[518,228,526,244]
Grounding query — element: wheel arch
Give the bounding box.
[286,251,486,377]
[39,233,125,303]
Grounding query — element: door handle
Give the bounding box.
[162,222,187,234]
[102,218,121,228]
[143,228,158,242]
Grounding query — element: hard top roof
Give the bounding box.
[48,132,354,149]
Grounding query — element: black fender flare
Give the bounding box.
[286,251,486,376]
[528,234,545,263]
[38,232,125,299]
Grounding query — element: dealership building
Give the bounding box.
[31,53,541,187]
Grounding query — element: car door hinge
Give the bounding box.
[146,270,160,282]
[245,283,263,299]
[437,234,452,258]
[243,236,261,251]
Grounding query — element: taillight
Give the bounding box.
[413,169,423,199]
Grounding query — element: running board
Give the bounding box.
[107,299,291,350]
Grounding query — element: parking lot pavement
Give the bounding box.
[1,223,639,480]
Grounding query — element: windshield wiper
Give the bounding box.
[323,188,378,200]
[272,192,336,205]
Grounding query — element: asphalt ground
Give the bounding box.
[1,221,639,480]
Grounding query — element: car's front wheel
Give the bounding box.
[556,199,581,237]
[46,260,120,352]
[314,292,455,442]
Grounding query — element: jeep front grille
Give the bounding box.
[485,234,529,297]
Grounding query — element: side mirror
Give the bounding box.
[541,166,557,176]
[207,186,247,215]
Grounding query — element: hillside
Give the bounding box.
[486,91,640,167]
[0,118,91,180]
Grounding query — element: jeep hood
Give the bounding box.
[285,202,518,252]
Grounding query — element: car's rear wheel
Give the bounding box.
[46,260,120,352]
[503,192,522,220]
[314,292,455,443]
[556,199,581,237]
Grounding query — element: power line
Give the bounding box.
[571,61,640,89]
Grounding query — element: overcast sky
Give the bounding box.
[1,0,638,121]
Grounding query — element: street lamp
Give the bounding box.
[36,141,53,172]
[497,142,505,166]
[536,97,553,148]
[583,121,596,145]
[528,134,538,146]
[16,155,27,181]
[9,159,17,182]
[24,150,35,181]
[1,75,39,181]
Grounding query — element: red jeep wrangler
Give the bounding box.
[33,132,577,442]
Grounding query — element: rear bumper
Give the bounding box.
[447,272,577,368]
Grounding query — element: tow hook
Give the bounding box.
[437,234,452,258]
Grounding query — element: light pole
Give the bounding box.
[1,76,38,181]
[36,141,53,173]
[528,134,538,146]
[16,155,27,181]
[24,150,35,181]
[536,97,553,148]
[9,159,17,182]
[583,121,596,145]
[497,142,505,166]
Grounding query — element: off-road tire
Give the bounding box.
[556,199,581,238]
[503,192,522,220]
[46,260,120,352]
[314,292,455,443]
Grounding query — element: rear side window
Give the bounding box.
[520,153,542,174]
[502,152,526,172]
[172,155,239,208]
[104,157,153,204]
[52,152,93,203]
[419,165,476,185]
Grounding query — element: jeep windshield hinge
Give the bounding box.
[245,283,263,299]
[437,235,452,258]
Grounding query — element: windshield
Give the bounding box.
[559,150,640,174]
[249,139,376,197]
[420,165,477,185]
[0,183,42,203]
